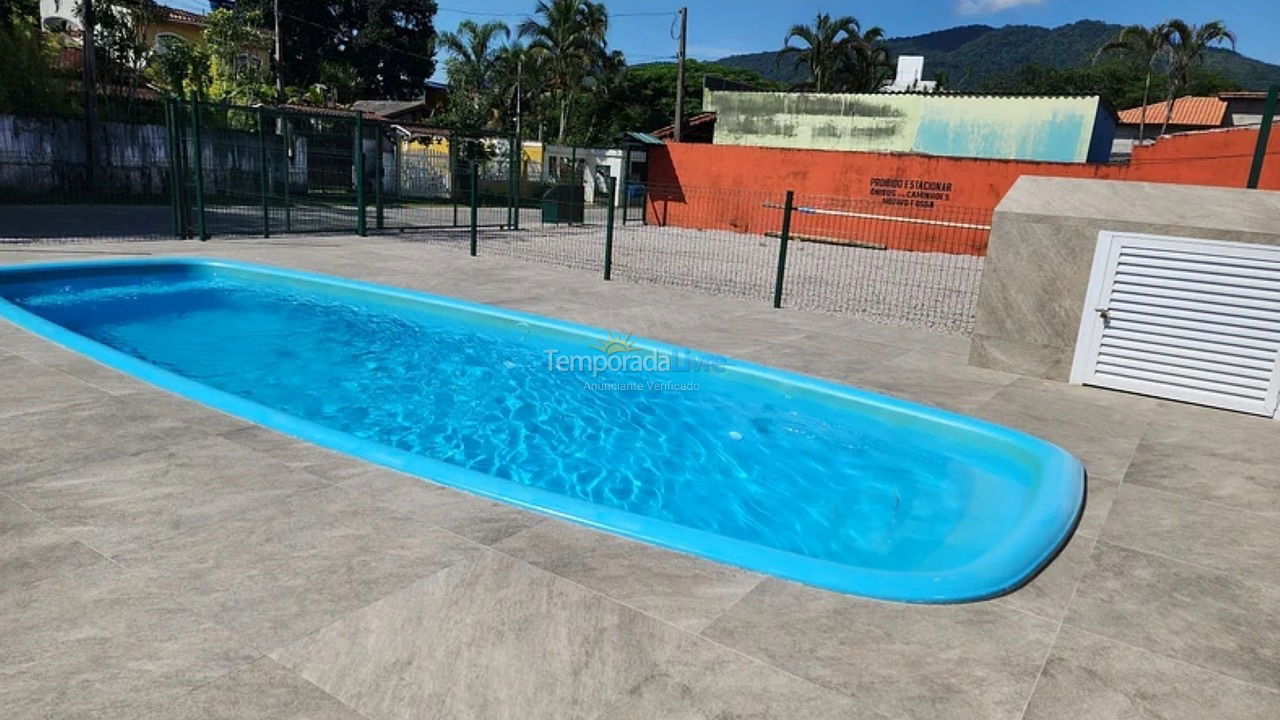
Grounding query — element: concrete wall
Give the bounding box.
[704,90,1113,163]
[0,114,307,199]
[969,177,1280,379]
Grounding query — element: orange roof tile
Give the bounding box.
[160,7,207,26]
[1117,97,1226,127]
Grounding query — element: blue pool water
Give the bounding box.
[0,259,1083,602]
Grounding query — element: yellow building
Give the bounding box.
[40,2,269,65]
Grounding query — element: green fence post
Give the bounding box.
[603,176,617,280]
[620,149,630,226]
[354,111,367,236]
[374,122,385,230]
[772,190,795,309]
[188,98,208,241]
[283,115,292,233]
[164,99,183,238]
[507,134,519,229]
[1247,84,1278,189]
[257,107,270,237]
[469,159,479,256]
[452,144,460,227]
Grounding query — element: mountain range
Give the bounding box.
[713,20,1280,92]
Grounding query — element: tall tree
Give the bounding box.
[238,0,438,99]
[518,0,608,142]
[1159,19,1236,135]
[837,25,892,92]
[204,7,273,104]
[1095,23,1171,143]
[440,19,509,122]
[778,13,859,92]
[0,1,69,114]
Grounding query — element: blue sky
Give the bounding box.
[166,0,1280,80]
[430,0,1280,70]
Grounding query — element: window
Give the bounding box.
[154,32,188,55]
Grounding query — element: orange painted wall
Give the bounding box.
[643,125,1280,255]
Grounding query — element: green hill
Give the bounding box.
[715,20,1280,92]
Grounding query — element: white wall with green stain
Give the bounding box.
[704,90,1114,163]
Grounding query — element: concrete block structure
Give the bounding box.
[703,90,1116,163]
[969,177,1280,381]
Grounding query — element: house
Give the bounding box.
[1112,92,1278,158]
[39,1,269,66]
[651,112,716,143]
[351,83,449,123]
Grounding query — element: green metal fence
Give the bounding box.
[166,100,526,241]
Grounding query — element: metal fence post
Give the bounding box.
[283,114,292,233]
[772,190,795,309]
[620,148,630,226]
[164,99,183,238]
[508,134,519,230]
[452,145,460,227]
[374,122,384,230]
[257,107,270,237]
[603,176,617,280]
[1247,84,1277,189]
[354,111,367,236]
[188,98,208,241]
[469,159,479,256]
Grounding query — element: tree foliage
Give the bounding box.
[1095,23,1171,141]
[435,0,779,145]
[779,13,860,92]
[778,14,895,93]
[0,3,70,114]
[203,8,273,104]
[236,0,438,99]
[517,0,610,142]
[979,57,1239,111]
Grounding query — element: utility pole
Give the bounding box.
[673,7,687,142]
[274,0,284,103]
[82,0,98,194]
[515,56,523,143]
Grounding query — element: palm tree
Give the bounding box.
[439,20,510,117]
[1159,20,1236,135]
[778,13,860,92]
[1095,23,1171,143]
[838,26,893,92]
[518,0,607,142]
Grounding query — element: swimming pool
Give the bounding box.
[0,258,1083,602]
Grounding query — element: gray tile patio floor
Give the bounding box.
[1,236,1278,719]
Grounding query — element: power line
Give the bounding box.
[436,6,677,18]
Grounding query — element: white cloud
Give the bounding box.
[955,0,1047,15]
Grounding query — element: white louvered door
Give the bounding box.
[1070,232,1280,418]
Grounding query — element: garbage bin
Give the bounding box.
[541,184,585,224]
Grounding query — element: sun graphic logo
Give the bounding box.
[591,331,638,356]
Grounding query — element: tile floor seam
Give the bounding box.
[479,541,872,712]
[95,481,339,565]
[257,540,499,659]
[144,656,381,720]
[0,486,123,572]
[1117,475,1280,519]
[1076,536,1280,596]
[1014,537,1091,720]
[16,351,147,397]
[1067,624,1280,700]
